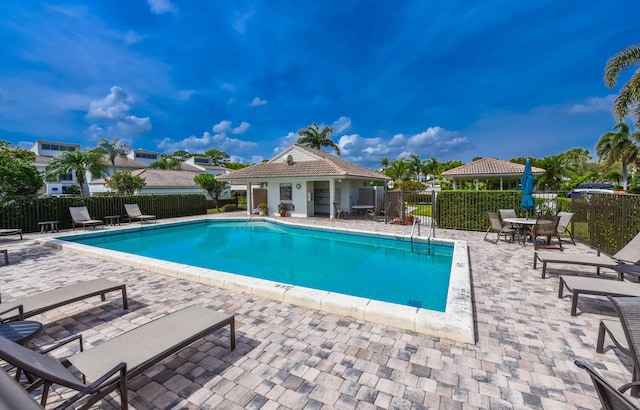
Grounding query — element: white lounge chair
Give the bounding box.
[124,204,156,224]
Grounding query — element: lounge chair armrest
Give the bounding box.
[52,362,128,410]
[618,380,640,394]
[0,304,24,321]
[40,334,84,355]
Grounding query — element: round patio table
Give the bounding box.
[0,320,43,345]
[503,217,551,245]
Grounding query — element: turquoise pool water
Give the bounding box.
[65,220,454,311]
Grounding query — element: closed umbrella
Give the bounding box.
[520,160,535,219]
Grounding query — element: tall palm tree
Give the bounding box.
[45,150,107,195]
[408,154,422,181]
[296,122,340,155]
[604,43,640,128]
[95,137,129,174]
[596,122,640,190]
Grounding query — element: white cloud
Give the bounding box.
[86,86,151,136]
[87,86,133,120]
[233,10,255,34]
[177,89,196,101]
[157,130,258,154]
[568,95,616,114]
[147,0,177,14]
[212,120,250,134]
[334,126,470,168]
[332,116,352,134]
[249,97,267,107]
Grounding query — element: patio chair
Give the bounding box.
[0,305,235,408]
[574,360,640,409]
[556,211,576,245]
[0,368,46,410]
[483,212,516,244]
[366,202,385,221]
[532,215,562,251]
[609,296,640,396]
[498,209,518,229]
[124,203,156,224]
[558,276,640,316]
[533,230,640,278]
[333,202,347,219]
[0,228,22,240]
[69,207,104,230]
[0,279,128,322]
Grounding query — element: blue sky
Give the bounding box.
[0,1,638,169]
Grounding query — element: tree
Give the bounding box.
[0,141,43,196]
[296,122,340,155]
[95,137,130,174]
[384,159,409,181]
[604,43,640,128]
[105,171,146,195]
[194,174,229,212]
[204,149,230,166]
[408,154,422,181]
[535,154,570,190]
[379,157,390,171]
[595,122,640,190]
[45,149,106,195]
[149,154,182,170]
[171,150,191,161]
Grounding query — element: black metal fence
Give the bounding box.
[0,194,208,233]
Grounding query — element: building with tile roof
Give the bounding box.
[217,144,390,218]
[442,158,545,190]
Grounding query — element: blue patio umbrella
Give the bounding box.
[520,160,535,219]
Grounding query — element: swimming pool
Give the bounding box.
[39,217,474,343]
[63,220,452,311]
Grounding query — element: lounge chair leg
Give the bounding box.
[558,277,566,299]
[533,252,538,269]
[121,285,128,310]
[571,291,579,316]
[541,262,548,279]
[596,321,606,353]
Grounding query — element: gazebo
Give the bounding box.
[442,158,545,190]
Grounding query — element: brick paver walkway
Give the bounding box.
[0,213,631,409]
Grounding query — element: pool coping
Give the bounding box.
[36,217,475,344]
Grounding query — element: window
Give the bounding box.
[135,153,158,160]
[41,143,51,150]
[59,173,73,181]
[194,157,210,164]
[279,183,292,201]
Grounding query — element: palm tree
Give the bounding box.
[535,154,570,190]
[95,137,130,174]
[379,157,390,171]
[149,154,182,170]
[45,150,107,195]
[604,43,640,128]
[596,122,640,190]
[296,122,340,155]
[408,154,422,181]
[385,159,409,182]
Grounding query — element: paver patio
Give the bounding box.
[0,213,633,409]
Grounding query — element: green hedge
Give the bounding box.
[0,194,208,233]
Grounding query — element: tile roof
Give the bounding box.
[89,169,199,187]
[442,158,545,179]
[217,144,390,181]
